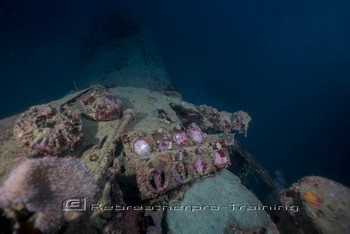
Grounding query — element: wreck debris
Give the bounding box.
[0,86,305,234]
[229,142,278,190]
[152,109,174,124]
[96,135,108,150]
[58,87,92,107]
[104,172,159,234]
[162,90,182,100]
[114,108,135,142]
[232,110,252,137]
[277,176,350,234]
[198,105,251,135]
[79,87,122,121]
[13,105,83,156]
[121,123,230,200]
[169,103,251,136]
[169,103,201,125]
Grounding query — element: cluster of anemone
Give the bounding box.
[231,110,252,137]
[197,105,251,136]
[1,86,251,232]
[2,88,125,233]
[132,123,208,160]
[13,105,83,156]
[121,123,230,199]
[4,93,111,232]
[79,88,122,121]
[13,88,125,157]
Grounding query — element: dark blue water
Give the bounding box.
[1,0,349,187]
[124,0,350,187]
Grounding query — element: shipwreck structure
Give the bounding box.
[1,8,349,234]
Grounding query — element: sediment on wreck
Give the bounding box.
[3,8,348,233]
[0,86,279,233]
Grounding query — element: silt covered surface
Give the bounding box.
[0,86,275,233]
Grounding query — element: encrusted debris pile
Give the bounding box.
[277,176,350,233]
[1,86,349,234]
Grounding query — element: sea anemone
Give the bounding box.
[157,139,172,151]
[194,157,207,175]
[173,126,189,147]
[213,150,229,169]
[187,123,206,144]
[133,139,151,157]
[171,162,192,184]
[145,169,168,193]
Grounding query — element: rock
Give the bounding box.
[166,169,274,234]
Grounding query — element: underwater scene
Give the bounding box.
[0,0,349,233]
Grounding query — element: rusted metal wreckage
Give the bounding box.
[121,124,230,200]
[0,86,279,233]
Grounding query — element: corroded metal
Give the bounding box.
[121,123,230,200]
